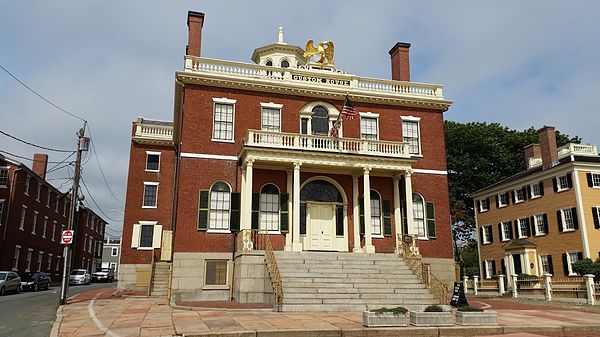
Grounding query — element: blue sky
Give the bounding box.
[1,1,599,236]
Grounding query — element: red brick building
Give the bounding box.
[120,11,454,304]
[0,153,107,279]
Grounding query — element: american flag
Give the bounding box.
[341,95,358,120]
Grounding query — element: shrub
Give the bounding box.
[572,258,600,279]
[423,305,444,312]
[517,273,539,280]
[371,306,408,315]
[457,305,483,312]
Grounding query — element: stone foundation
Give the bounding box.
[233,252,272,304]
[422,257,456,289]
[117,263,151,291]
[171,252,233,302]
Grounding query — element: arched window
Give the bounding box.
[413,193,426,237]
[280,60,290,68]
[210,182,230,230]
[260,184,279,231]
[311,106,329,135]
[265,60,273,66]
[370,190,382,236]
[300,180,342,203]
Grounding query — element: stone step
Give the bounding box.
[285,293,360,299]
[284,287,360,294]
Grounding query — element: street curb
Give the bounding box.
[172,303,274,312]
[49,305,63,337]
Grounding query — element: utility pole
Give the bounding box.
[60,125,89,305]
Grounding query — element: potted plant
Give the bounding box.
[362,307,408,327]
[455,305,497,325]
[409,305,453,327]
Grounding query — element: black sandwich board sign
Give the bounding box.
[450,282,468,307]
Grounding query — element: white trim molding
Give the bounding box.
[412,168,448,175]
[400,115,421,122]
[260,102,283,109]
[212,97,237,104]
[181,152,238,161]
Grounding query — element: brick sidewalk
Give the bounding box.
[52,289,600,337]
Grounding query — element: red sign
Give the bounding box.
[61,230,74,245]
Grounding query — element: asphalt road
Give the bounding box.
[0,281,114,337]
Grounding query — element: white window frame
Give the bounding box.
[46,190,51,208]
[47,253,53,271]
[52,221,57,241]
[481,226,492,244]
[32,211,38,235]
[517,218,529,238]
[498,193,509,208]
[0,166,8,188]
[530,183,542,199]
[204,260,229,288]
[514,188,526,203]
[212,97,236,143]
[142,182,159,208]
[259,184,280,233]
[539,255,551,275]
[479,199,489,212]
[260,102,282,133]
[534,214,546,236]
[370,190,383,237]
[567,252,580,276]
[131,221,162,250]
[145,151,161,172]
[401,116,422,156]
[24,175,30,195]
[26,248,33,272]
[37,251,43,272]
[359,112,379,141]
[56,256,61,272]
[12,245,21,271]
[413,193,427,239]
[591,173,600,188]
[36,181,41,201]
[19,205,27,231]
[208,182,231,232]
[561,208,576,231]
[55,197,59,213]
[500,221,511,241]
[484,259,494,279]
[111,247,119,256]
[557,174,570,192]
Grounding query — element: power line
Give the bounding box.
[0,149,72,164]
[79,176,121,222]
[0,129,73,153]
[0,63,87,123]
[86,125,123,203]
[47,151,76,173]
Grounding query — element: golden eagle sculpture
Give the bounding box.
[304,40,335,67]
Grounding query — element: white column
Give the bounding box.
[352,175,362,253]
[498,274,505,295]
[285,170,293,251]
[363,167,375,253]
[244,160,254,230]
[473,276,479,295]
[584,274,595,305]
[404,170,415,235]
[393,174,402,252]
[292,162,302,251]
[523,253,530,275]
[545,273,554,302]
[463,276,469,295]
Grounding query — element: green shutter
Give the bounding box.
[230,192,240,232]
[382,200,392,236]
[280,193,289,233]
[198,190,209,230]
[402,198,408,234]
[251,193,259,230]
[359,196,365,235]
[426,202,436,238]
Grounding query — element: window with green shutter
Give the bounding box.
[198,190,209,230]
[280,193,289,233]
[383,200,392,236]
[426,202,436,239]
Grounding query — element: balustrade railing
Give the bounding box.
[396,234,449,305]
[184,56,446,101]
[246,130,410,158]
[557,143,598,158]
[134,123,173,142]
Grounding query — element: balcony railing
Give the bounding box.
[245,130,410,158]
[133,122,173,143]
[184,56,446,101]
[558,143,598,158]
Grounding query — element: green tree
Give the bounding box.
[444,121,581,272]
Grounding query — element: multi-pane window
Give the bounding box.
[370,190,382,236]
[26,249,33,272]
[42,217,48,238]
[484,260,495,279]
[498,193,509,207]
[36,182,41,201]
[37,252,43,272]
[0,167,8,186]
[557,175,570,191]
[55,198,59,213]
[139,224,154,248]
[212,102,234,141]
[47,254,53,271]
[540,255,551,274]
[501,221,511,241]
[205,260,228,286]
[413,193,426,237]
[531,183,542,198]
[562,208,575,230]
[535,214,546,235]
[402,120,420,155]
[111,247,118,256]
[515,188,525,203]
[142,182,158,208]
[261,107,281,132]
[24,175,30,195]
[567,252,580,275]
[46,190,51,207]
[360,117,378,140]
[32,211,38,234]
[518,218,529,238]
[590,173,600,187]
[19,205,26,230]
[13,245,20,271]
[479,198,489,212]
[209,182,230,230]
[52,221,57,241]
[483,226,493,244]
[260,184,279,231]
[146,153,160,172]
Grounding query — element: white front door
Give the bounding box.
[309,203,335,250]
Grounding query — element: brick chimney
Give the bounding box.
[389,42,411,82]
[538,126,558,168]
[32,153,48,179]
[187,11,205,57]
[523,143,541,168]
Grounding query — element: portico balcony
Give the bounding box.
[244,130,411,159]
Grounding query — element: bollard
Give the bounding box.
[544,273,552,302]
[584,274,595,305]
[498,274,505,295]
[512,274,518,298]
[473,276,479,295]
[463,276,469,295]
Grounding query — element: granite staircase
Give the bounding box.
[149,262,172,297]
[274,251,439,312]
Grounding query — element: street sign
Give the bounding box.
[61,230,74,245]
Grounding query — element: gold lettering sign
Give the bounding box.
[291,74,350,86]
